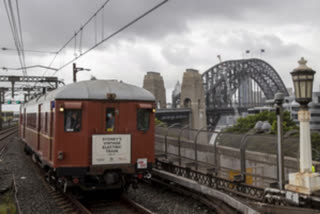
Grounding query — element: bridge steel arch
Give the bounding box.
[202,58,289,109]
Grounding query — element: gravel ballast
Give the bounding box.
[128,181,216,214]
[2,136,63,214]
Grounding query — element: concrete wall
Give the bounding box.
[143,72,166,109]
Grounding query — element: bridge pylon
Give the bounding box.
[143,71,166,109]
[180,69,206,129]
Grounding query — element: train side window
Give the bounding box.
[45,112,48,133]
[106,108,115,132]
[137,109,150,131]
[64,110,81,132]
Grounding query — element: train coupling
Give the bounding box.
[144,172,152,179]
[137,171,152,180]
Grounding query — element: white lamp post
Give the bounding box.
[286,57,320,195]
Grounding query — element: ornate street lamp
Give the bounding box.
[291,57,315,173]
[291,57,315,108]
[286,57,320,195]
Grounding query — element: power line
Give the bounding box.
[52,0,168,75]
[15,0,25,64]
[2,65,58,71]
[9,0,26,75]
[44,0,112,75]
[1,47,57,54]
[3,0,27,77]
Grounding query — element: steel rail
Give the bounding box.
[0,126,17,136]
[150,176,236,214]
[120,195,155,214]
[27,141,150,214]
[0,127,17,157]
[27,146,92,214]
[64,193,92,214]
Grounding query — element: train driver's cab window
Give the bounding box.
[106,108,115,132]
[137,109,150,131]
[64,110,81,132]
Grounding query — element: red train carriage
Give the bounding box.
[19,80,155,191]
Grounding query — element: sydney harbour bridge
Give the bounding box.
[149,58,289,129]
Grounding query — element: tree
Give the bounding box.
[224,111,297,134]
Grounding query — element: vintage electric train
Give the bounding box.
[19,80,155,191]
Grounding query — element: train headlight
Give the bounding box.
[137,158,148,169]
[57,151,64,160]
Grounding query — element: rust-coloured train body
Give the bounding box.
[19,80,155,190]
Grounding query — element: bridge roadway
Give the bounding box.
[156,107,250,128]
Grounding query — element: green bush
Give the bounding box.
[224,111,297,134]
[155,118,166,127]
[222,111,320,160]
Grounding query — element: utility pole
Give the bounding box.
[0,91,2,131]
[0,88,8,130]
[275,92,284,190]
[73,63,77,83]
[73,63,90,83]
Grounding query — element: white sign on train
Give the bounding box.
[92,134,131,165]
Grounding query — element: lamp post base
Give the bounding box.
[285,172,320,195]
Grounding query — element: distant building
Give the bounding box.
[286,87,293,96]
[171,81,181,108]
[246,91,320,131]
[284,92,320,130]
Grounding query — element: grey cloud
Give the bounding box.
[1,0,319,93]
[2,0,319,51]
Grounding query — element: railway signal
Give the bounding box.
[73,63,90,82]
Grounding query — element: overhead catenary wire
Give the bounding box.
[43,0,112,76]
[15,0,25,67]
[79,26,83,55]
[3,0,27,77]
[9,0,26,76]
[4,0,22,70]
[94,14,97,45]
[1,47,57,54]
[52,0,168,76]
[101,6,104,39]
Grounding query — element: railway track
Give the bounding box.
[0,126,18,157]
[149,176,235,214]
[84,194,154,214]
[29,146,154,214]
[28,150,91,214]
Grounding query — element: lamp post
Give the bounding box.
[286,57,320,195]
[291,57,315,173]
[274,92,284,190]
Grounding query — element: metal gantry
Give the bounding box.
[0,75,63,98]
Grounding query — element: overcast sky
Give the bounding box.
[1,0,320,110]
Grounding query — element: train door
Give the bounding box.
[37,104,42,151]
[49,103,54,161]
[104,103,119,133]
[23,108,26,138]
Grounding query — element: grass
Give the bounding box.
[0,189,17,214]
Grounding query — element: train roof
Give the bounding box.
[26,80,155,105]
